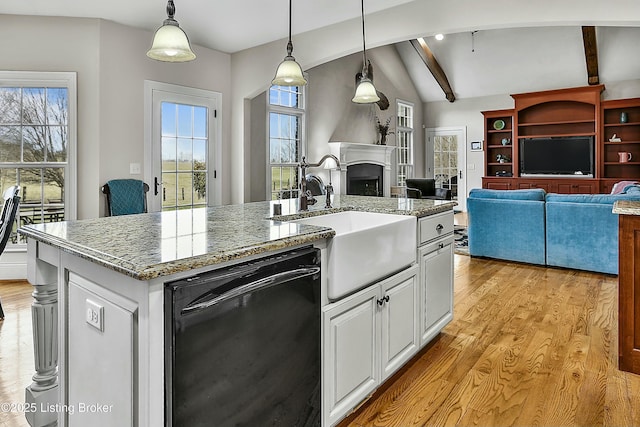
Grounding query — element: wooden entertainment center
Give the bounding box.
[482,85,640,193]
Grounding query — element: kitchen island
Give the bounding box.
[18,195,456,427]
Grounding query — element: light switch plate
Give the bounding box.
[86,299,104,331]
[129,163,141,175]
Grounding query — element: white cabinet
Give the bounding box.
[67,273,138,427]
[417,211,454,346]
[419,236,454,345]
[322,265,419,426]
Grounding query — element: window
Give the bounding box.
[396,101,414,187]
[0,72,76,247]
[268,85,305,200]
[161,102,208,211]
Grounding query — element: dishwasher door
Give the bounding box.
[165,246,321,427]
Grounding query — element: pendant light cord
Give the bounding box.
[360,0,367,77]
[286,0,293,56]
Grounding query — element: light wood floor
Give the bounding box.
[0,280,35,427]
[2,254,640,427]
[340,255,640,427]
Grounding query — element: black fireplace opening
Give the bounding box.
[347,163,383,197]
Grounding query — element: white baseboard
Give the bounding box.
[0,249,27,280]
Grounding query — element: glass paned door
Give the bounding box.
[146,81,221,212]
[427,127,467,211]
[161,102,208,211]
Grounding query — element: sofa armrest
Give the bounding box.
[468,197,546,265]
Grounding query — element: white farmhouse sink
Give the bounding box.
[290,211,416,300]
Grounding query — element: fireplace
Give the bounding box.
[328,142,395,197]
[347,163,383,197]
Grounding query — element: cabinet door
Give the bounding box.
[482,177,514,190]
[68,274,136,427]
[557,180,598,194]
[517,179,555,193]
[420,238,454,346]
[379,266,419,380]
[619,214,640,374]
[323,286,379,426]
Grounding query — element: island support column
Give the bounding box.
[25,239,59,427]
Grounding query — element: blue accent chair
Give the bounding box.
[101,179,149,216]
[545,192,640,274]
[467,188,547,265]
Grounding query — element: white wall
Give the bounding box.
[229,0,640,203]
[97,19,232,214]
[0,15,232,278]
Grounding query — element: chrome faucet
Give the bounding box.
[299,154,341,211]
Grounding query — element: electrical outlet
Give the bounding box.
[86,299,104,331]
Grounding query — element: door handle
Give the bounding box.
[154,177,160,196]
[377,295,390,306]
[181,267,321,314]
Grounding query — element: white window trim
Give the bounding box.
[266,85,307,200]
[0,71,77,279]
[396,99,414,186]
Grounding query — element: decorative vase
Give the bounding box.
[621,112,629,123]
[379,133,387,145]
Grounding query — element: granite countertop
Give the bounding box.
[18,195,456,281]
[613,200,640,216]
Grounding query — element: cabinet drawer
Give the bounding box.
[418,211,454,245]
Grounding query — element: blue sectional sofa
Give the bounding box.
[467,186,640,274]
[467,189,547,265]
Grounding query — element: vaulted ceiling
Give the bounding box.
[3,1,640,103]
[2,0,414,53]
[397,26,640,102]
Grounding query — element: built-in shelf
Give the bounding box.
[518,119,595,127]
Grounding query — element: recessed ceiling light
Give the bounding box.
[435,34,444,41]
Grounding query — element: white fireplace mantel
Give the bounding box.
[328,142,395,197]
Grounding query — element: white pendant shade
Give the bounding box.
[352,77,380,103]
[147,24,196,62]
[272,56,307,86]
[272,0,307,87]
[146,1,196,63]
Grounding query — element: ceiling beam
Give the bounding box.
[410,38,455,102]
[582,26,599,85]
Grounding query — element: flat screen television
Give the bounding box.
[519,136,594,177]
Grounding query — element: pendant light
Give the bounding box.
[147,0,196,62]
[272,0,307,86]
[352,0,379,104]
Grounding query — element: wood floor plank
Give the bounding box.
[0,280,34,427]
[343,257,640,427]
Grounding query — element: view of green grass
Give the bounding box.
[271,166,298,200]
[162,161,206,209]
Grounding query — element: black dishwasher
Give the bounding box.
[164,246,321,427]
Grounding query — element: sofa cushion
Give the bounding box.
[468,188,546,201]
[623,184,640,194]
